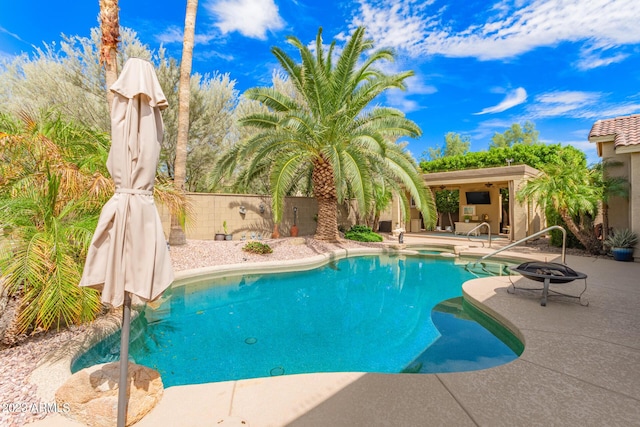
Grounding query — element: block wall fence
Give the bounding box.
[157,193,363,240]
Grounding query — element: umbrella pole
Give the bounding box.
[117,291,132,427]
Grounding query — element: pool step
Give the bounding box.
[464,261,513,277]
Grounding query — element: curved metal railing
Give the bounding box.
[465,221,492,248]
[477,225,567,264]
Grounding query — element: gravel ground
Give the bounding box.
[168,237,374,270]
[0,237,378,426]
[500,236,601,258]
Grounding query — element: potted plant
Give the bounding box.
[464,215,471,223]
[223,221,233,240]
[605,229,638,261]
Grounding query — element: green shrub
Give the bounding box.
[344,225,383,242]
[420,143,586,173]
[546,209,584,249]
[243,241,273,254]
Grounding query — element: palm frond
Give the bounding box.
[243,87,299,113]
[270,153,307,222]
[340,147,372,213]
[239,112,281,129]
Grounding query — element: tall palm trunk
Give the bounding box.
[99,0,120,110]
[313,156,339,241]
[169,0,198,246]
[373,212,381,233]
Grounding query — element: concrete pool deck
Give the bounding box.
[31,236,640,426]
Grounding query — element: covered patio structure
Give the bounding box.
[391,165,542,241]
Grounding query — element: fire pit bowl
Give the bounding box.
[509,262,587,306]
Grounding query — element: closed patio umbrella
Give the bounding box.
[80,57,174,427]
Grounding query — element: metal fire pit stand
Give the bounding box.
[508,264,589,307]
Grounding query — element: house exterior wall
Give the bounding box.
[630,153,640,261]
[594,140,639,261]
[601,142,631,231]
[511,178,532,241]
[457,184,502,235]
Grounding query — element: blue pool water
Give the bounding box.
[73,254,522,386]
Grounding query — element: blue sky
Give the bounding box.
[2,0,640,165]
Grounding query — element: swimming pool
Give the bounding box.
[73,254,523,386]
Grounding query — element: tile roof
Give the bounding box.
[588,113,640,148]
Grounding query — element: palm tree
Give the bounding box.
[219,27,435,241]
[169,0,198,246]
[517,161,603,254]
[0,111,186,336]
[0,112,110,335]
[99,0,120,109]
[366,179,393,232]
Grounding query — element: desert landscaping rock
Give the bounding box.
[55,362,163,427]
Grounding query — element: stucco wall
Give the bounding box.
[601,142,631,231]
[158,193,360,240]
[630,153,640,261]
[457,184,503,235]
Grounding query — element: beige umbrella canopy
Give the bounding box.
[79,57,174,427]
[80,57,174,306]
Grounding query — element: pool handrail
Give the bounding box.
[466,222,491,248]
[477,225,567,264]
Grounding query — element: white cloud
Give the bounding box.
[575,45,630,71]
[590,103,640,119]
[0,25,27,61]
[561,139,597,153]
[474,87,527,115]
[470,117,514,140]
[205,0,285,40]
[0,25,25,43]
[155,26,184,44]
[527,90,640,119]
[350,0,435,55]
[197,49,235,62]
[383,72,437,112]
[408,81,437,96]
[156,26,217,45]
[386,90,422,112]
[528,90,600,118]
[352,0,640,65]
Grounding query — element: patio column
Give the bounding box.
[508,180,515,241]
[630,153,640,261]
[390,193,403,235]
[511,178,528,241]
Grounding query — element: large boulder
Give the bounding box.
[55,362,163,427]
